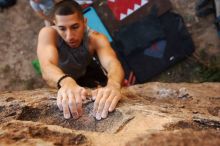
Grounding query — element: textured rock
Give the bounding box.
[0,82,220,146]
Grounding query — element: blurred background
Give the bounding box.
[0,0,219,91]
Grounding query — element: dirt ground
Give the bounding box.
[0,0,219,91]
[0,0,45,91]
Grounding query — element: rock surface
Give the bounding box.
[0,82,220,146]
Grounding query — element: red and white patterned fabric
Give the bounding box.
[107,0,149,21]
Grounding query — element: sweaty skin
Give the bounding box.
[37,13,124,120]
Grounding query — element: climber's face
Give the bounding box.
[54,12,87,48]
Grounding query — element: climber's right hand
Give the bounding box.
[56,77,87,119]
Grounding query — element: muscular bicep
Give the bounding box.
[93,34,117,71]
[37,27,59,69]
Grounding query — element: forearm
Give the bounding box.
[106,60,125,89]
[41,64,77,88]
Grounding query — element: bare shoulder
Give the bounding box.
[39,26,57,39]
[89,31,110,49]
[89,31,109,43]
[38,26,58,46]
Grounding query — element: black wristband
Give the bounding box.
[57,74,72,89]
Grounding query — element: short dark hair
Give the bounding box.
[52,0,83,19]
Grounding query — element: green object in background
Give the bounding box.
[32,59,41,75]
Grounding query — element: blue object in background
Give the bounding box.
[83,7,113,42]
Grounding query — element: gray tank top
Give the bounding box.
[57,27,93,79]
